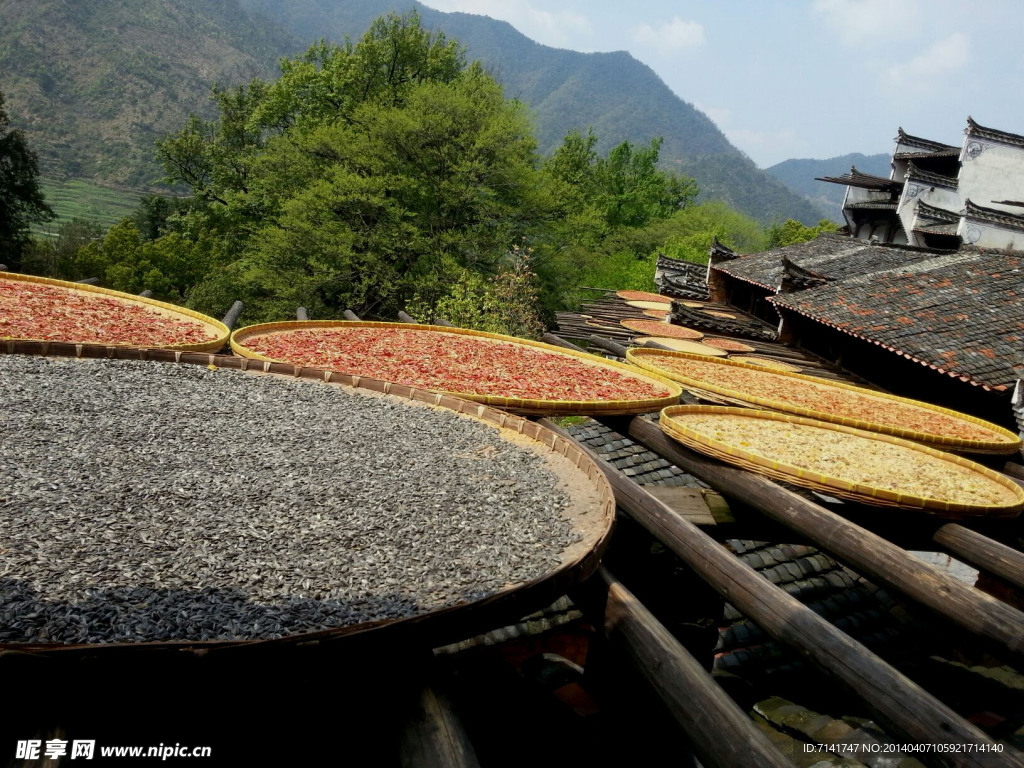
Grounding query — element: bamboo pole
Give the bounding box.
[625,417,1024,659]
[539,418,1019,767]
[221,301,244,331]
[597,568,792,768]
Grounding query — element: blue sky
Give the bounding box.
[421,0,1024,168]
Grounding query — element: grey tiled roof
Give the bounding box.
[712,233,936,292]
[916,200,960,223]
[966,117,1024,149]
[566,420,705,487]
[771,251,1024,389]
[962,199,1024,233]
[816,167,903,191]
[896,127,959,152]
[906,161,958,189]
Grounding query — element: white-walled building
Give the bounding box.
[817,119,1024,250]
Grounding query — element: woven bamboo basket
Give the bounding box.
[729,355,802,373]
[702,338,756,354]
[620,319,704,340]
[625,300,673,311]
[629,349,1022,455]
[231,320,681,416]
[660,406,1024,517]
[616,290,674,303]
[0,340,617,656]
[0,272,228,352]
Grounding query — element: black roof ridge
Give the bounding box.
[893,149,960,159]
[905,161,959,189]
[962,198,1024,232]
[895,127,959,152]
[965,117,1024,149]
[915,200,960,223]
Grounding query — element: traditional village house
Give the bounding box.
[656,119,1024,430]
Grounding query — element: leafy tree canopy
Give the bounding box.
[0,89,54,268]
[766,218,839,249]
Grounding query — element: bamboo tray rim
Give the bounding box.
[619,318,704,340]
[629,348,1021,454]
[0,341,616,656]
[230,320,682,416]
[660,405,1024,517]
[0,271,229,352]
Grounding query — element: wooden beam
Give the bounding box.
[588,335,629,358]
[598,568,792,768]
[933,523,1024,591]
[625,417,1024,659]
[538,418,1017,765]
[542,333,586,353]
[296,307,309,321]
[398,685,481,768]
[643,486,716,526]
[221,301,243,331]
[395,311,456,328]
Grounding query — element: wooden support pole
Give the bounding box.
[588,335,629,357]
[75,277,99,285]
[537,418,1017,766]
[398,685,481,768]
[542,333,586,353]
[934,523,1024,591]
[625,417,1024,658]
[221,301,244,331]
[396,311,455,328]
[598,567,792,768]
[296,307,309,321]
[342,309,360,321]
[137,290,153,298]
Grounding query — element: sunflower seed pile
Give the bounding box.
[0,355,580,644]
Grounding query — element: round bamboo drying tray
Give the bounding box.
[231,321,681,416]
[616,290,674,303]
[729,355,801,373]
[635,338,728,356]
[643,309,670,319]
[702,309,738,320]
[620,319,703,340]
[703,338,756,353]
[0,272,228,352]
[0,341,617,657]
[628,349,1022,455]
[625,300,673,311]
[660,405,1024,517]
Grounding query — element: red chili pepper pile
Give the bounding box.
[0,278,218,346]
[243,327,672,401]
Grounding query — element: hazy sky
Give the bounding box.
[420,0,1024,168]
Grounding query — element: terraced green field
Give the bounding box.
[35,178,143,235]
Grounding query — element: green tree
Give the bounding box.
[766,218,839,248]
[0,89,54,269]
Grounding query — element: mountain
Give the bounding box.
[1,0,823,223]
[766,153,891,222]
[241,0,825,225]
[0,0,297,186]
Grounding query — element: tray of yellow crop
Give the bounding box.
[628,349,1021,454]
[231,321,681,416]
[660,406,1024,517]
